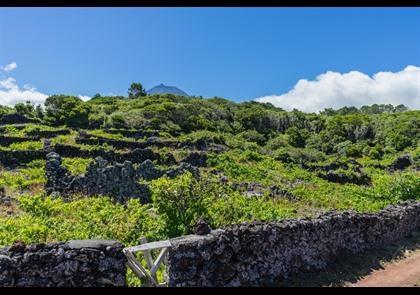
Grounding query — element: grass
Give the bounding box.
[62,157,93,175]
[0,141,43,151]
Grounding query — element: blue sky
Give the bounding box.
[0,8,419,111]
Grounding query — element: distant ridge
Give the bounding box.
[147,83,189,97]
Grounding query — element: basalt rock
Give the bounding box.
[165,162,200,179]
[45,152,200,203]
[0,150,48,168]
[388,154,414,171]
[45,152,151,203]
[0,113,38,125]
[166,200,420,287]
[0,135,40,146]
[0,240,126,287]
[194,219,212,235]
[317,170,371,185]
[136,159,163,180]
[181,152,208,167]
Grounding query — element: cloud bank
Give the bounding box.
[0,77,49,106]
[255,66,420,113]
[0,62,91,106]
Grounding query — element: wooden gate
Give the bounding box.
[123,238,172,287]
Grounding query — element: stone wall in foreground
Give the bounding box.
[166,200,420,287]
[0,240,126,287]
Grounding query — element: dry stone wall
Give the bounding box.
[45,152,200,203]
[0,114,38,125]
[166,200,420,287]
[0,135,41,146]
[76,132,177,150]
[0,240,126,287]
[45,152,151,203]
[0,150,48,168]
[103,129,159,139]
[53,143,159,164]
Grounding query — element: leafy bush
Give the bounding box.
[0,195,166,246]
[150,173,212,237]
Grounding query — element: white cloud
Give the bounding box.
[0,61,48,106]
[2,62,17,72]
[78,95,91,101]
[0,62,93,106]
[255,65,420,113]
[0,77,48,106]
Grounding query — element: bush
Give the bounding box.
[44,95,91,128]
[0,195,166,246]
[150,173,213,237]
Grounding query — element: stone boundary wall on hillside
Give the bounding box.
[45,152,200,203]
[0,114,38,125]
[76,132,178,150]
[103,129,159,139]
[166,200,420,287]
[0,135,41,146]
[53,143,160,164]
[0,150,48,168]
[25,129,71,138]
[0,144,161,168]
[0,240,126,287]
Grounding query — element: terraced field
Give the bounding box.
[0,96,419,285]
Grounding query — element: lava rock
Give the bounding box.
[389,154,413,171]
[194,219,212,235]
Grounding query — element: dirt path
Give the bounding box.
[351,251,420,287]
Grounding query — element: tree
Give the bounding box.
[35,104,44,120]
[395,104,408,113]
[286,126,310,148]
[91,93,102,100]
[14,101,35,118]
[44,95,91,127]
[128,83,147,99]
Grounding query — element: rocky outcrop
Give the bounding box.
[166,200,420,287]
[0,240,126,287]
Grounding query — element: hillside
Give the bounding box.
[0,95,419,283]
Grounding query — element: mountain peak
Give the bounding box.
[147,84,189,97]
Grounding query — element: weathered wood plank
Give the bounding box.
[125,240,172,252]
[151,247,169,276]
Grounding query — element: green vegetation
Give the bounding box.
[0,141,44,151]
[0,92,418,272]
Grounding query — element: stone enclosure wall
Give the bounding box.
[76,131,178,150]
[166,200,420,287]
[45,152,199,203]
[0,240,126,287]
[0,201,419,287]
